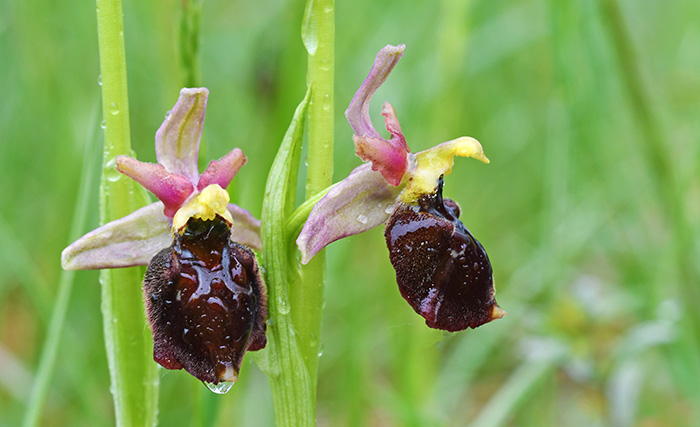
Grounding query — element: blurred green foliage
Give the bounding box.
[1,0,699,425]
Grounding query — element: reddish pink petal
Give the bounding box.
[354,135,408,186]
[198,148,247,191]
[381,102,408,153]
[116,156,194,217]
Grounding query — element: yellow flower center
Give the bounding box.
[172,184,234,234]
[400,137,489,203]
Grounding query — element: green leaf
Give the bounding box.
[258,87,315,426]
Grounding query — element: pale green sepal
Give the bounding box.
[61,202,171,270]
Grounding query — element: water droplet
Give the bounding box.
[277,297,290,315]
[385,205,395,215]
[109,102,119,115]
[318,343,324,357]
[104,157,121,182]
[322,94,331,112]
[164,109,171,119]
[357,214,369,224]
[301,6,318,55]
[205,381,234,394]
[97,74,102,86]
[100,120,106,130]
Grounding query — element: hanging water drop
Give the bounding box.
[104,157,121,182]
[100,120,106,130]
[357,213,369,224]
[205,381,234,395]
[109,102,119,115]
[97,74,102,86]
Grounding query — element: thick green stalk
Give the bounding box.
[96,0,159,425]
[295,0,334,393]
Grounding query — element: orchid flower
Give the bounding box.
[297,45,504,331]
[62,88,266,386]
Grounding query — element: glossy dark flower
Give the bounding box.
[61,88,266,385]
[144,203,266,384]
[297,45,504,331]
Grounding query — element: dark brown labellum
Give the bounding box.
[385,177,502,332]
[143,216,267,384]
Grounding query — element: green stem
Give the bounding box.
[260,2,334,423]
[96,0,159,425]
[295,0,334,395]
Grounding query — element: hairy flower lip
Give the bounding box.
[386,178,502,331]
[144,216,267,384]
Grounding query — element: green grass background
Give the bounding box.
[1,0,699,425]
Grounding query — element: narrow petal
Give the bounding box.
[297,163,402,264]
[401,137,489,203]
[345,44,405,138]
[227,204,262,251]
[155,87,209,184]
[352,102,410,186]
[61,202,172,270]
[381,102,408,152]
[116,156,194,217]
[197,148,247,191]
[346,46,411,186]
